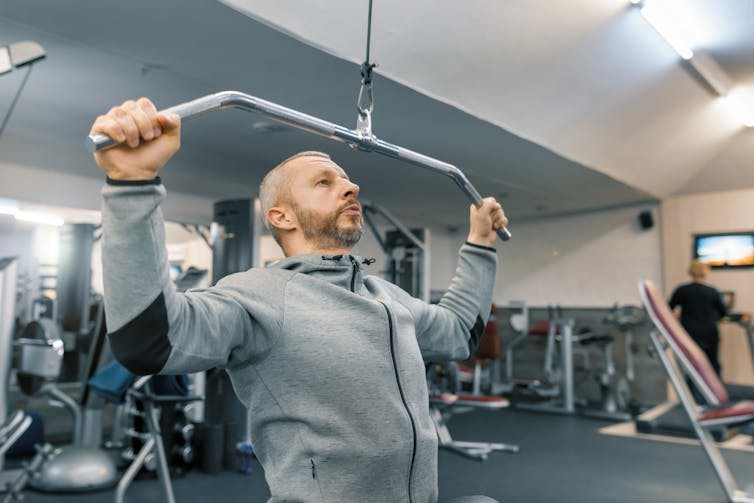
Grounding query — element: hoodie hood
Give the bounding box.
[270,253,375,293]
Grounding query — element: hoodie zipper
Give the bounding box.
[349,256,359,292]
[380,301,417,503]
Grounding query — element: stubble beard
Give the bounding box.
[293,203,363,250]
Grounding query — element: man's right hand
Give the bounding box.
[90,97,181,181]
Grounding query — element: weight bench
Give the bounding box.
[639,279,754,503]
[429,393,519,461]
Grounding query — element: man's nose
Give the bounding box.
[342,179,360,200]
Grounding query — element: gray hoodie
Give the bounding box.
[101,179,497,503]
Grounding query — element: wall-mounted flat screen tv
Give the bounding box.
[693,232,754,269]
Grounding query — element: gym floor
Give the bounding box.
[14,408,752,503]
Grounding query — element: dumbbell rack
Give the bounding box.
[116,379,201,503]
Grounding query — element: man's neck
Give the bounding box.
[283,241,352,257]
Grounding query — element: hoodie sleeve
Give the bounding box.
[380,242,497,362]
[101,179,283,375]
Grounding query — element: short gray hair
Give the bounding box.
[259,151,331,240]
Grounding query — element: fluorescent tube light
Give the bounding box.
[632,1,754,128]
[0,199,64,226]
[721,92,754,128]
[0,205,19,217]
[15,211,63,227]
[639,2,694,60]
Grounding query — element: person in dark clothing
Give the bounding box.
[669,260,727,376]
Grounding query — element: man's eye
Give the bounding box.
[317,179,329,185]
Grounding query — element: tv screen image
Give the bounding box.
[694,233,754,268]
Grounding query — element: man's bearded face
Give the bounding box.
[293,201,363,249]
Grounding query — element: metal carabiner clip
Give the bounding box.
[356,81,375,143]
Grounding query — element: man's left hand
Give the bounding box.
[467,197,508,248]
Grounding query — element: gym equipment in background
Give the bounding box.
[8,224,122,494]
[456,305,502,395]
[0,257,19,472]
[639,279,754,503]
[0,411,48,503]
[428,391,518,461]
[497,304,561,399]
[579,304,646,421]
[361,201,429,302]
[499,303,641,419]
[85,90,511,244]
[637,310,754,440]
[603,304,645,384]
[0,412,31,460]
[514,313,577,415]
[721,312,754,402]
[577,306,645,421]
[497,304,576,414]
[115,375,202,503]
[206,198,260,471]
[427,339,519,460]
[13,317,117,493]
[427,306,520,461]
[577,329,632,421]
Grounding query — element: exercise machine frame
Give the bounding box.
[362,201,430,303]
[513,317,576,415]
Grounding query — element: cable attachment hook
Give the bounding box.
[356,61,377,140]
[355,0,377,145]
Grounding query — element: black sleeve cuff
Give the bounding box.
[464,241,496,253]
[106,176,162,186]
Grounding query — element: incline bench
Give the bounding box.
[639,279,754,503]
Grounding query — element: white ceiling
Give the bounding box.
[1,0,750,230]
[224,0,754,198]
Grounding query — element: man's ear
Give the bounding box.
[267,206,297,232]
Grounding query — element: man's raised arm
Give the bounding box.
[382,198,507,362]
[92,98,265,375]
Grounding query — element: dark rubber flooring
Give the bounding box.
[14,409,754,502]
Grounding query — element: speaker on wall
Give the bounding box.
[638,210,654,230]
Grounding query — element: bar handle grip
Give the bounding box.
[496,226,512,242]
[465,176,511,242]
[85,93,239,153]
[85,133,115,153]
[85,102,193,154]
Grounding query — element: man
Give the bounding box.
[91,98,507,503]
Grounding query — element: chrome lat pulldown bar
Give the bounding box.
[86,90,511,242]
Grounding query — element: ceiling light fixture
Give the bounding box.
[721,92,754,128]
[0,201,63,226]
[0,40,46,140]
[14,211,64,227]
[634,0,693,60]
[0,40,45,75]
[631,1,753,128]
[0,205,19,217]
